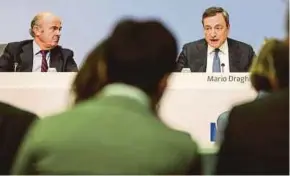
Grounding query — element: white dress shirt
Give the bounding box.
[206,40,230,73]
[32,41,51,72]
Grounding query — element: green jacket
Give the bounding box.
[12,84,199,174]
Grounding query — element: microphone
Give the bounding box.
[221,63,225,73]
[14,45,23,72]
[14,62,18,72]
[13,56,21,72]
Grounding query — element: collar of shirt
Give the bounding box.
[33,40,50,56]
[207,39,228,55]
[100,83,150,109]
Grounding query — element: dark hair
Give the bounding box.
[202,6,230,27]
[250,75,272,92]
[104,19,177,95]
[251,39,289,91]
[71,40,108,104]
[272,41,289,88]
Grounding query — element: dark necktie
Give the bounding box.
[40,50,49,72]
[212,48,221,72]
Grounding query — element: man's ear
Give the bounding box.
[33,26,42,36]
[226,24,230,35]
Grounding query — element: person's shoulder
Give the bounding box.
[56,45,74,60]
[144,113,198,150]
[168,130,200,161]
[27,102,95,140]
[178,131,198,149]
[238,90,286,108]
[61,47,73,54]
[57,45,73,54]
[161,126,199,151]
[226,90,289,142]
[254,89,289,107]
[6,39,32,47]
[0,101,37,121]
[183,38,206,48]
[36,102,88,127]
[228,38,253,49]
[230,89,288,123]
[217,111,230,129]
[5,40,33,51]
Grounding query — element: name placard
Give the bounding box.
[207,75,250,83]
[167,73,252,89]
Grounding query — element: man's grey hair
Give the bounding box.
[29,15,41,38]
[202,6,230,27]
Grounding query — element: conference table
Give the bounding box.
[0,73,257,155]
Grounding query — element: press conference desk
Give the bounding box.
[0,73,257,154]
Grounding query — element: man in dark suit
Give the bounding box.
[0,102,38,174]
[216,39,289,174]
[0,12,78,72]
[176,7,255,72]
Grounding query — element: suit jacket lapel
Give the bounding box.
[19,42,33,72]
[195,39,207,72]
[50,47,63,72]
[228,39,241,72]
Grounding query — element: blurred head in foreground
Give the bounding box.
[104,19,177,109]
[250,39,289,92]
[72,40,108,104]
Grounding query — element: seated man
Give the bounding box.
[175,6,255,72]
[0,12,78,72]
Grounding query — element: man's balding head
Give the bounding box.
[30,12,62,50]
[30,12,61,37]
